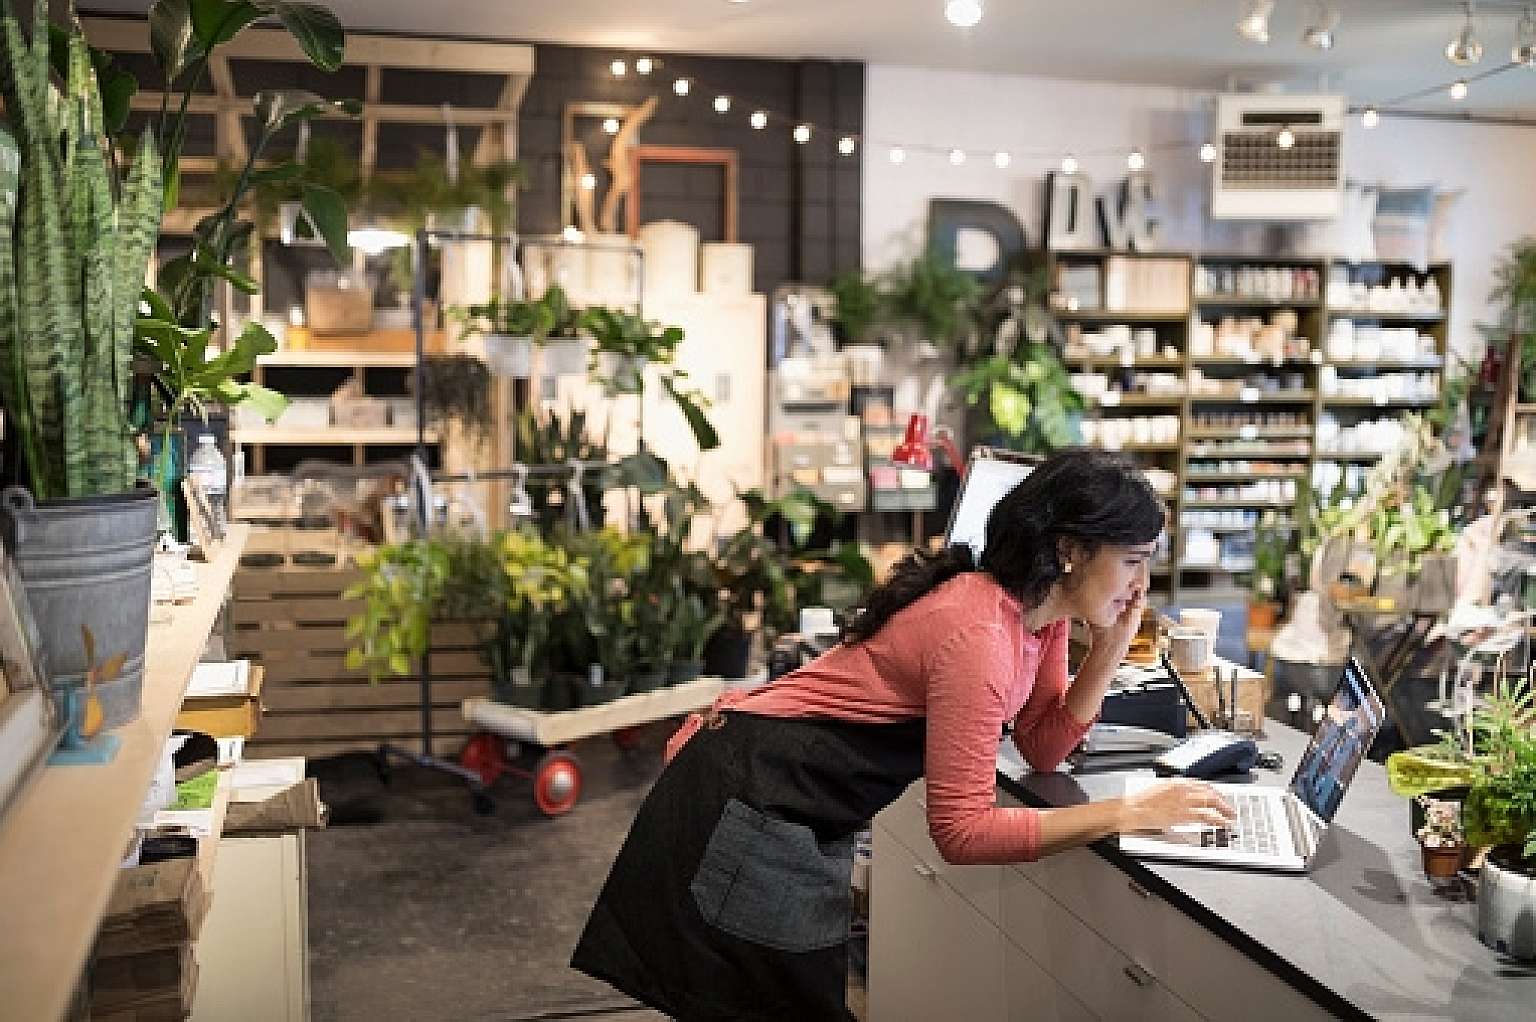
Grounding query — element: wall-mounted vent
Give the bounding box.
[1213,93,1344,220]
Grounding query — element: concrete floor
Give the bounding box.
[305,727,672,1022]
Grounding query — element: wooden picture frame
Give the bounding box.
[625,145,739,241]
[0,551,59,820]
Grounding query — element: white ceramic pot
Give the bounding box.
[540,336,591,377]
[484,334,532,378]
[1479,851,1536,961]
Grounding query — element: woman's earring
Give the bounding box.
[1063,562,1073,574]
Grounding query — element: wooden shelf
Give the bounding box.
[1189,390,1315,404]
[1321,397,1438,408]
[1183,499,1295,509]
[1181,562,1257,572]
[1326,309,1444,322]
[1331,358,1443,370]
[1065,354,1185,369]
[1188,428,1312,439]
[232,426,439,445]
[1094,393,1186,407]
[0,527,249,1022]
[1316,450,1387,461]
[1172,583,1254,603]
[1180,521,1263,533]
[1515,404,1536,415]
[1102,442,1183,452]
[1052,308,1190,323]
[1194,295,1320,308]
[1185,472,1307,483]
[257,350,423,368]
[1190,356,1319,367]
[1186,446,1312,457]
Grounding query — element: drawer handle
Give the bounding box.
[1123,963,1154,988]
[1127,879,1152,900]
[913,863,938,880]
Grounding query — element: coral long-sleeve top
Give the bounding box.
[667,572,1092,863]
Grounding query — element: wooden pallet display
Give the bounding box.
[230,565,493,759]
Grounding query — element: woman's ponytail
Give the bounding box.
[840,544,977,643]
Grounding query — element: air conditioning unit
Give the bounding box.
[1212,93,1344,220]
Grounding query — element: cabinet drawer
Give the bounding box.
[1001,865,1202,1022]
[876,781,1002,926]
[1003,940,1097,1022]
[1021,850,1327,1021]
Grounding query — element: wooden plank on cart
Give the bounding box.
[462,676,727,746]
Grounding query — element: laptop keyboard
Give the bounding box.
[1201,792,1281,856]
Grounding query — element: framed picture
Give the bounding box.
[624,144,740,241]
[0,551,59,820]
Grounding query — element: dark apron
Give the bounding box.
[571,710,927,1021]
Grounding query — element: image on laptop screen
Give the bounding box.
[1287,661,1385,823]
[945,455,1033,557]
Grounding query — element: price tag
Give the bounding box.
[1100,391,1122,407]
[1240,387,1261,403]
[1240,425,1259,441]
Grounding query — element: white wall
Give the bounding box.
[863,63,1536,360]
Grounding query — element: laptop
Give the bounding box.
[943,448,1038,555]
[1118,657,1385,872]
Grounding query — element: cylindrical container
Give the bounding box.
[700,242,754,294]
[1,486,159,729]
[585,232,638,306]
[1167,627,1213,676]
[1179,608,1222,647]
[1479,852,1536,961]
[637,220,700,296]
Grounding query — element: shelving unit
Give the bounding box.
[1050,250,1451,603]
[0,528,250,1021]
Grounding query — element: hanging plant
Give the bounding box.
[419,353,493,439]
[888,251,981,347]
[828,270,884,344]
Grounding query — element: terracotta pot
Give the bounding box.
[1421,842,1465,879]
[1247,600,1281,632]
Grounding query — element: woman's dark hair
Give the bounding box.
[842,448,1165,643]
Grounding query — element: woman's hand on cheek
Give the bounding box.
[1087,590,1143,665]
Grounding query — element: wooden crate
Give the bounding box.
[230,565,492,759]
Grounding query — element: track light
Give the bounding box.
[750,110,768,130]
[838,136,857,156]
[1276,126,1296,149]
[1302,2,1340,50]
[1362,106,1380,128]
[1450,78,1469,100]
[993,151,1011,168]
[1515,7,1536,66]
[635,57,654,75]
[713,95,731,114]
[945,0,984,28]
[1127,149,1146,171]
[610,59,627,77]
[602,117,620,134]
[1236,0,1274,44]
[673,78,691,96]
[1199,141,1218,163]
[793,124,812,144]
[889,147,907,164]
[1061,153,1079,175]
[1446,2,1484,65]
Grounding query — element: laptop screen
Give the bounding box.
[944,453,1034,557]
[1287,659,1385,823]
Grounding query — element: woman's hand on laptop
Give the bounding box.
[1120,780,1236,833]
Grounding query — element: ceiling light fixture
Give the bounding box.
[945,0,984,29]
[1446,2,1484,65]
[610,59,627,77]
[889,146,907,164]
[1236,0,1274,44]
[793,124,812,144]
[1276,126,1296,149]
[1127,149,1146,171]
[949,148,967,165]
[1061,153,1079,175]
[1199,141,1218,163]
[634,57,654,75]
[993,151,1011,168]
[1450,78,1469,99]
[1301,2,1340,50]
[713,95,731,114]
[602,117,620,134]
[750,110,768,129]
[839,136,857,155]
[673,77,691,96]
[1514,6,1536,65]
[1361,105,1380,128]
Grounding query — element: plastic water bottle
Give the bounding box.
[188,434,228,532]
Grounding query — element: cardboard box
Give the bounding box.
[175,667,264,739]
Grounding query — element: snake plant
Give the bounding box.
[0,1,162,500]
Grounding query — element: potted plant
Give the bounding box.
[449,290,561,379]
[709,488,803,678]
[1249,514,1290,631]
[418,353,492,441]
[629,584,674,693]
[482,530,588,708]
[888,250,981,351]
[1416,795,1466,879]
[580,305,719,452]
[828,269,884,345]
[666,586,723,685]
[1488,238,1536,402]
[550,526,646,706]
[513,405,611,532]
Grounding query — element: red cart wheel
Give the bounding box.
[612,724,645,750]
[533,751,582,817]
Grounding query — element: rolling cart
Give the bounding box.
[458,676,728,816]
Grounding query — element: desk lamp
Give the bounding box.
[891,413,967,479]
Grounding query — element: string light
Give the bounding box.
[793,123,812,144]
[1061,153,1079,175]
[949,148,966,165]
[1276,126,1296,149]
[673,78,691,96]
[580,172,596,190]
[750,110,768,130]
[838,136,857,155]
[610,59,626,77]
[889,146,907,164]
[1362,106,1380,128]
[945,0,984,28]
[1127,149,1146,171]
[635,57,654,75]
[1199,141,1218,163]
[713,95,731,114]
[602,117,620,134]
[561,225,584,242]
[1450,78,1469,100]
[993,151,1011,168]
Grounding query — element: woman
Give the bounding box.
[572,448,1235,1020]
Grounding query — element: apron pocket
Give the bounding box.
[689,798,854,953]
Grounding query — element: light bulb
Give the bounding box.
[673,77,691,96]
[579,173,596,191]
[889,146,907,164]
[838,136,857,155]
[793,123,812,144]
[1127,149,1146,171]
[1312,703,1326,723]
[1301,2,1339,50]
[1515,7,1536,65]
[1061,153,1079,175]
[750,110,768,130]
[1276,126,1296,149]
[610,58,627,77]
[945,0,984,28]
[1446,3,1484,65]
[993,150,1011,168]
[1450,79,1469,100]
[635,57,653,75]
[949,148,966,165]
[1199,141,1218,163]
[713,95,731,114]
[1236,0,1274,43]
[561,225,584,243]
[1362,105,1380,128]
[1287,692,1303,713]
[602,117,620,134]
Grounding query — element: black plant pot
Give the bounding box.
[703,624,752,679]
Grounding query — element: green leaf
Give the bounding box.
[213,381,288,422]
[140,286,175,322]
[191,0,263,50]
[616,451,670,493]
[265,2,345,71]
[253,89,359,135]
[659,373,720,451]
[149,0,196,78]
[300,182,350,263]
[191,254,259,294]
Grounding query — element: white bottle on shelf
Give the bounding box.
[189,434,228,532]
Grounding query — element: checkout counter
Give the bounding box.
[868,665,1536,1020]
